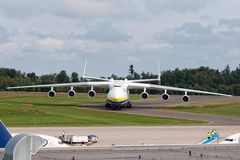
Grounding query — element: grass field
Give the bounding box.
[170,99,240,116]
[0,92,205,127]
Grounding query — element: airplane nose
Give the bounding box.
[108,88,128,99]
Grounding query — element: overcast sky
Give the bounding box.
[1,0,240,77]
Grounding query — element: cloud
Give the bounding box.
[0,0,53,18]
[1,0,114,19]
[36,37,64,52]
[1,0,240,76]
[126,56,140,62]
[152,19,240,69]
[83,22,132,43]
[61,0,113,17]
[145,0,212,14]
[0,42,19,54]
[0,42,26,64]
[141,42,172,51]
[219,18,240,28]
[154,22,221,49]
[0,25,12,43]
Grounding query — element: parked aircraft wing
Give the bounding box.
[127,82,232,97]
[7,81,110,89]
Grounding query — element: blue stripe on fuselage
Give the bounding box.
[106,99,129,106]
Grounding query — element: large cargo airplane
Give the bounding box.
[0,121,68,148]
[7,61,231,110]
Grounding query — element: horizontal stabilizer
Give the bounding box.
[82,75,110,81]
[128,79,160,83]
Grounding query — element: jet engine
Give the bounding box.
[141,92,149,99]
[88,90,96,97]
[161,93,169,100]
[68,90,76,97]
[182,95,190,102]
[48,90,56,98]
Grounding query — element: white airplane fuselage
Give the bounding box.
[220,133,240,144]
[105,82,131,109]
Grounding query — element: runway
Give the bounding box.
[78,95,240,125]
[80,95,237,109]
[122,109,240,125]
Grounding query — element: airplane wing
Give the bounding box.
[7,81,110,89]
[127,82,232,97]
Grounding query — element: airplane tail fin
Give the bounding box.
[157,61,161,85]
[0,120,12,148]
[82,58,88,81]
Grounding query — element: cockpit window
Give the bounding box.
[113,85,121,87]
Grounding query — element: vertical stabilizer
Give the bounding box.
[157,61,161,85]
[82,58,88,79]
[0,120,12,148]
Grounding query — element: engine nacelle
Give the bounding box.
[161,93,169,100]
[182,95,190,102]
[48,90,56,98]
[68,90,76,97]
[141,92,149,99]
[88,90,96,97]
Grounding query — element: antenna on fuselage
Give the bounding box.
[157,61,161,85]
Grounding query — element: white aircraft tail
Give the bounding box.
[82,58,88,81]
[157,61,161,85]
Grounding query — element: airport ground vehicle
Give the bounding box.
[88,134,98,143]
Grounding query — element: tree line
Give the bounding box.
[0,64,239,95]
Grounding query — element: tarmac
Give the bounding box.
[4,96,240,159]
[79,95,240,125]
[7,126,240,160]
[33,144,240,160]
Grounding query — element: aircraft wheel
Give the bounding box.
[105,103,110,108]
[115,106,121,110]
[127,102,132,108]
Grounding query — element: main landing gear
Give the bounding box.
[105,101,132,110]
